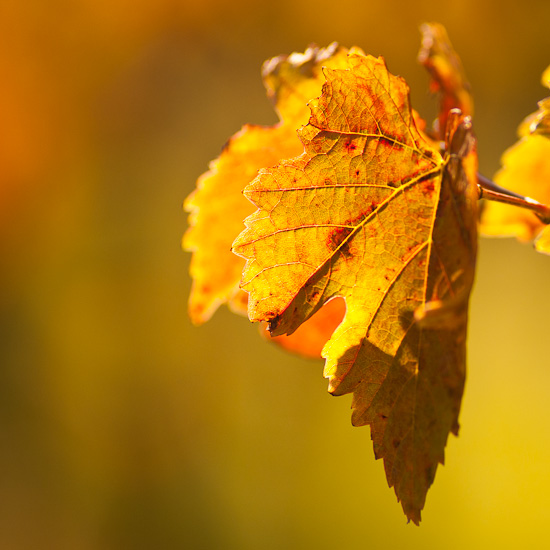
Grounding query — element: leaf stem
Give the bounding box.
[477,173,550,224]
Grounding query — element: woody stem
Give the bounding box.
[477,173,550,224]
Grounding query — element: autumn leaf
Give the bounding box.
[184,43,357,324]
[418,22,473,139]
[233,53,479,523]
[480,64,550,252]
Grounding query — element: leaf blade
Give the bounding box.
[233,54,478,523]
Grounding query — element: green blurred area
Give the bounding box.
[1,0,550,548]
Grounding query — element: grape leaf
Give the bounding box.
[183,43,356,323]
[233,53,479,523]
[480,64,550,252]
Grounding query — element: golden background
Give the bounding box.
[1,0,550,547]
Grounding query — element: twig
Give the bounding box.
[477,173,550,224]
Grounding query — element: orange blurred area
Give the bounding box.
[2,0,550,548]
[265,298,346,359]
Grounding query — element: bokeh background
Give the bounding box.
[2,0,550,548]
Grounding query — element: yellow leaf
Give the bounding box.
[183,43,356,323]
[233,53,479,523]
[481,65,550,245]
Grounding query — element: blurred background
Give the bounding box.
[1,0,550,548]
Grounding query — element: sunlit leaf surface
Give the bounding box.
[233,53,479,523]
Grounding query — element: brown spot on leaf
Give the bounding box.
[344,139,357,152]
[401,243,422,263]
[309,289,320,302]
[328,226,354,257]
[422,179,436,195]
[379,136,404,151]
